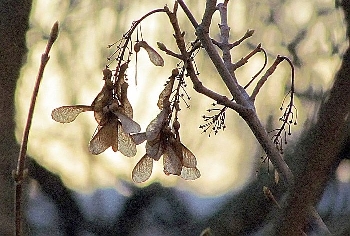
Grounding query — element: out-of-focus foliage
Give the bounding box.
[16,0,346,195]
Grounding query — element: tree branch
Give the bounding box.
[14,21,58,236]
[194,0,295,188]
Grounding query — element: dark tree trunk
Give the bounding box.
[0,0,33,235]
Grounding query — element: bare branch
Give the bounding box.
[14,21,59,236]
[229,29,255,49]
[244,46,267,89]
[177,0,199,28]
[201,0,218,32]
[234,43,262,70]
[164,4,246,114]
[250,55,284,101]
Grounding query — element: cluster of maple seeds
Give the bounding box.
[51,62,200,182]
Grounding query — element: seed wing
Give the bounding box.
[120,83,133,119]
[137,41,164,67]
[180,167,201,180]
[146,139,164,161]
[51,105,92,123]
[146,109,168,141]
[89,121,116,155]
[112,110,141,134]
[163,146,182,176]
[131,132,147,145]
[157,76,175,109]
[117,124,137,157]
[132,154,153,183]
[180,144,197,168]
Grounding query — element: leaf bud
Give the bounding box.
[157,42,167,51]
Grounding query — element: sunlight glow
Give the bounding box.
[16,0,346,196]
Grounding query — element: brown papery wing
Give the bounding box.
[120,83,133,119]
[180,143,197,168]
[132,154,153,183]
[131,132,147,145]
[112,109,141,134]
[146,109,168,141]
[89,121,117,155]
[180,167,201,180]
[117,123,137,157]
[51,105,92,123]
[137,41,164,67]
[146,139,164,161]
[157,76,175,109]
[163,146,182,176]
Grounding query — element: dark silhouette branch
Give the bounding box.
[0,1,33,235]
[179,0,295,189]
[14,22,58,236]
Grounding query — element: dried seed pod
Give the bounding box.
[132,154,153,183]
[136,40,164,66]
[163,145,182,176]
[173,119,180,131]
[157,76,175,109]
[89,121,117,155]
[172,68,179,76]
[51,105,93,123]
[117,123,137,157]
[103,68,112,79]
[134,42,141,52]
[146,109,169,141]
[131,132,147,145]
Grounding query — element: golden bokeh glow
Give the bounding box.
[16,0,346,195]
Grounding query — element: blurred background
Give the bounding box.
[4,0,350,235]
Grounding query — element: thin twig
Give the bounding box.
[177,0,199,28]
[250,55,284,101]
[229,29,255,49]
[244,46,267,89]
[234,43,262,70]
[166,2,247,114]
[14,21,59,236]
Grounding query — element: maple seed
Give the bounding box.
[173,119,180,131]
[134,40,164,66]
[134,43,141,52]
[172,68,179,76]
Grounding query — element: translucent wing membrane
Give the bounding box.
[136,41,164,67]
[146,109,168,141]
[117,124,137,157]
[157,76,175,109]
[180,144,197,168]
[181,167,201,180]
[89,121,117,155]
[132,154,153,183]
[112,109,141,133]
[131,132,147,145]
[51,105,92,123]
[146,139,164,161]
[163,146,182,176]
